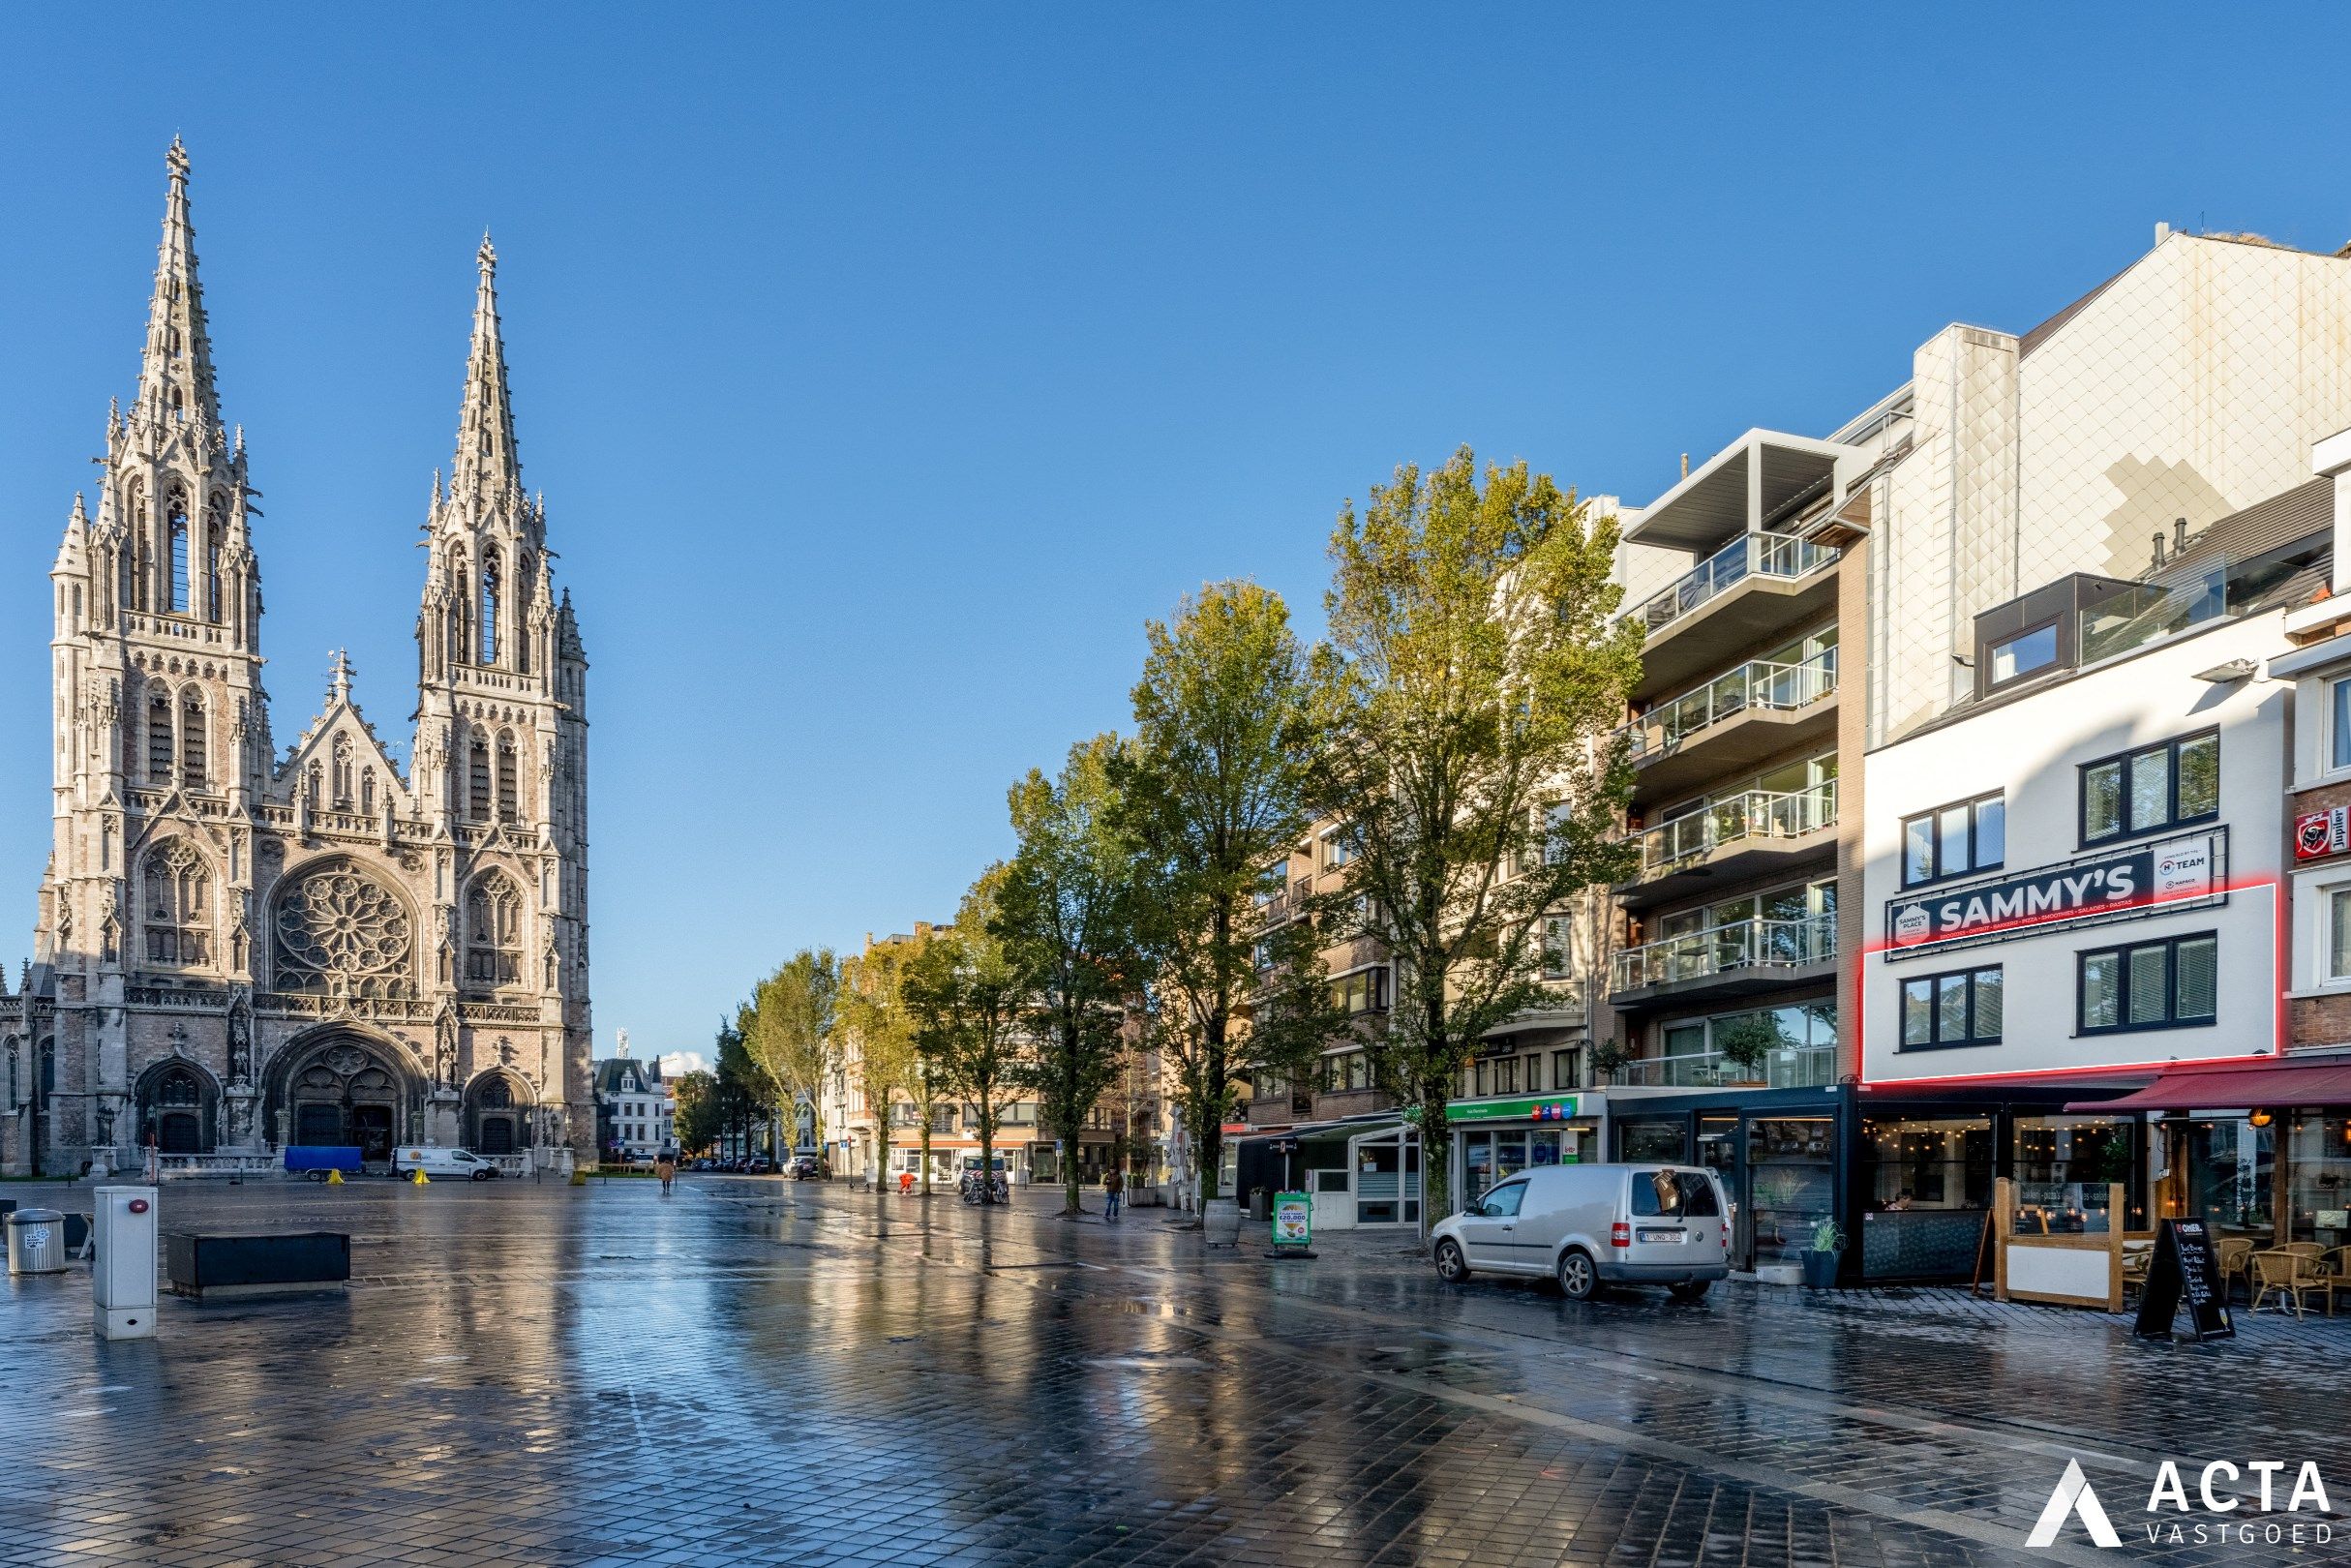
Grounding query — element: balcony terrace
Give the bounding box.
[1608,915,1835,1009]
[1619,648,1838,803]
[1617,782,1837,910]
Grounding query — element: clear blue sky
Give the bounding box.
[3,5,2348,1064]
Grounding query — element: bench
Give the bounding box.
[165,1231,351,1302]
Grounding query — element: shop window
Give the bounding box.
[2077,932,2216,1033]
[2013,1115,2135,1233]
[1747,1118,1836,1266]
[1897,966,2003,1049]
[2080,731,2218,846]
[2284,1113,2351,1247]
[1618,1119,1687,1162]
[1860,1116,1990,1212]
[1901,794,2004,888]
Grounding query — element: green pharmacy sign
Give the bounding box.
[1452,1096,1580,1124]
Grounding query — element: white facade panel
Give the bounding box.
[1862,614,2288,1083]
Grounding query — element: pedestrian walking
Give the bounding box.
[898,1168,915,1197]
[655,1148,678,1195]
[1103,1166,1124,1221]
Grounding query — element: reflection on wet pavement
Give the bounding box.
[0,1176,2341,1566]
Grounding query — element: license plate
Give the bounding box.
[1636,1227,1684,1244]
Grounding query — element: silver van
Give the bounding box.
[1431,1162,1731,1301]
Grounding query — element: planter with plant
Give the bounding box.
[1710,1012,1782,1087]
[1802,1219,1843,1288]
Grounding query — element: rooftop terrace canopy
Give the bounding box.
[1627,430,1858,554]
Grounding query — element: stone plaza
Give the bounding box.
[3,1176,2346,1566]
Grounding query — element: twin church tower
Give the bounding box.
[0,141,593,1175]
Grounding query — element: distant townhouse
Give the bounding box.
[592,1040,673,1162]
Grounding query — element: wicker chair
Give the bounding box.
[2326,1248,2351,1315]
[2215,1237,2255,1298]
[2249,1250,2332,1319]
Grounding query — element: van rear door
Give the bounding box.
[1625,1167,1723,1263]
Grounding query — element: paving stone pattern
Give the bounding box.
[0,1178,2344,1567]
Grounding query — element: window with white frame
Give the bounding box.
[2329,885,2351,982]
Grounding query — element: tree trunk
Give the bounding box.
[919,1116,933,1196]
[1199,1015,1227,1204]
[1420,1089,1453,1241]
[978,1097,997,1206]
[875,1117,890,1194]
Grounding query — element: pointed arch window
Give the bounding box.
[468,737,492,823]
[447,548,472,665]
[306,760,323,805]
[465,872,523,988]
[180,689,206,789]
[480,551,502,668]
[361,769,377,818]
[166,487,191,613]
[146,692,173,782]
[331,734,353,809]
[129,482,151,614]
[142,840,212,966]
[516,553,533,675]
[203,497,226,624]
[497,731,519,824]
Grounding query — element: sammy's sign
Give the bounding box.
[1886,833,2218,958]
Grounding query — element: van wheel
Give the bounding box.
[1669,1281,1711,1302]
[1555,1249,1599,1302]
[1432,1240,1469,1283]
[472,1169,493,1182]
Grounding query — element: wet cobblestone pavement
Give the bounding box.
[2,1177,2347,1566]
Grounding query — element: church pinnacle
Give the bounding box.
[448,231,523,513]
[135,136,224,436]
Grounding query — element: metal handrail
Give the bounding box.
[1611,914,1835,993]
[1629,531,1838,636]
[1620,648,1838,761]
[1627,782,1837,879]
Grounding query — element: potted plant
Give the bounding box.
[1589,1040,1630,1084]
[1711,1013,1781,1088]
[1802,1220,1843,1288]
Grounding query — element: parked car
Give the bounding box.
[390,1146,501,1182]
[1431,1163,1731,1302]
[788,1155,824,1180]
[741,1156,773,1175]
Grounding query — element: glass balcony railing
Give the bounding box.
[1611,1043,1835,1090]
[1610,914,1836,994]
[1630,531,1838,638]
[1626,782,1837,880]
[1620,648,1837,762]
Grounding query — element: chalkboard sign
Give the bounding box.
[2133,1218,2234,1342]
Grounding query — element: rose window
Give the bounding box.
[275,867,413,998]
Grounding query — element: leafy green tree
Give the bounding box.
[839,936,924,1191]
[670,1069,721,1156]
[742,949,840,1159]
[1309,447,1641,1234]
[1116,581,1336,1210]
[711,1018,771,1158]
[998,734,1143,1216]
[904,870,1025,1199]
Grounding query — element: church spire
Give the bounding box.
[135,136,223,435]
[448,233,522,511]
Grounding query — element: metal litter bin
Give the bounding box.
[1249,1187,1271,1222]
[6,1208,67,1275]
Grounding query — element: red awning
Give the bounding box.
[2065,1059,2351,1113]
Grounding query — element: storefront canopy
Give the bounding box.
[2064,1059,2351,1113]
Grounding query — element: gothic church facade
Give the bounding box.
[0,142,593,1175]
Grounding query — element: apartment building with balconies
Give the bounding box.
[1596,226,2351,1281]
